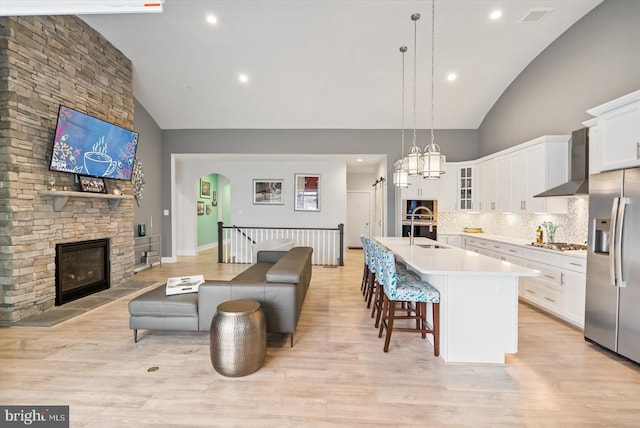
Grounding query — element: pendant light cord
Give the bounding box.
[412,14,418,147]
[430,0,435,147]
[400,46,407,158]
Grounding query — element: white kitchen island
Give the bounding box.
[374,236,539,364]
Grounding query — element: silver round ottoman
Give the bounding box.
[210,299,266,377]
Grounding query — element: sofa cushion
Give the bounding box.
[129,285,198,317]
[266,247,313,284]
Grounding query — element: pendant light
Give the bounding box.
[404,13,423,176]
[393,46,410,188]
[422,0,446,179]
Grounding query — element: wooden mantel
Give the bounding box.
[38,190,133,211]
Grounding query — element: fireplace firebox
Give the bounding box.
[56,239,110,305]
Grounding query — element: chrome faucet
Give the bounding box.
[409,205,434,246]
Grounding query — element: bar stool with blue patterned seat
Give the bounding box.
[369,240,419,328]
[377,247,440,355]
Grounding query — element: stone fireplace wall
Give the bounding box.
[0,15,135,325]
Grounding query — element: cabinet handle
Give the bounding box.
[523,200,526,210]
[509,249,517,253]
[526,290,536,294]
[543,274,556,280]
[637,142,640,160]
[569,262,583,267]
[493,245,500,249]
[491,202,496,210]
[544,297,556,303]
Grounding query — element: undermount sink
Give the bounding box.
[416,244,448,249]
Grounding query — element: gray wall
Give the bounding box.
[161,128,479,253]
[479,0,640,156]
[133,99,164,240]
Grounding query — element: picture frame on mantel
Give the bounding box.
[78,175,107,193]
[294,174,320,211]
[199,178,212,199]
[253,179,284,205]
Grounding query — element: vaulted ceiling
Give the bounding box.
[79,1,603,130]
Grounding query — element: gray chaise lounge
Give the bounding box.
[128,247,313,346]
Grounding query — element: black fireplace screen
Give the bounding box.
[56,239,110,305]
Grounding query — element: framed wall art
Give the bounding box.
[294,174,320,211]
[78,175,107,193]
[253,179,283,205]
[197,201,205,215]
[199,178,212,198]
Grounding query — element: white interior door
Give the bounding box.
[346,191,371,248]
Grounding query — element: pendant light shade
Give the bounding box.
[406,145,424,176]
[422,143,446,179]
[393,159,409,188]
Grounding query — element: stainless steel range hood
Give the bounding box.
[534,127,589,197]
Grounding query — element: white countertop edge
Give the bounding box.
[373,237,540,277]
[439,232,587,259]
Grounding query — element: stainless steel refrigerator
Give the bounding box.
[584,167,640,363]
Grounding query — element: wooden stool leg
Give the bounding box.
[432,302,440,356]
[419,302,427,339]
[378,294,388,338]
[383,299,396,352]
[361,264,369,295]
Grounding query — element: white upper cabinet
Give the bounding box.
[435,137,569,215]
[457,163,475,211]
[437,164,458,211]
[401,174,439,200]
[478,158,497,212]
[436,162,474,212]
[511,137,569,214]
[586,90,640,173]
[496,156,511,212]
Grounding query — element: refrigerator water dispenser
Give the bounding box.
[593,218,610,254]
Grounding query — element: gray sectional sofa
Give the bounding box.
[128,247,313,346]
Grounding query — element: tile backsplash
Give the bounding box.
[438,197,589,244]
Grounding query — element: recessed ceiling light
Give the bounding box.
[489,10,502,20]
[356,158,363,163]
[206,14,217,24]
[238,74,249,83]
[447,73,457,82]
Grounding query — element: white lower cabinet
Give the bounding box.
[521,255,563,317]
[461,235,586,328]
[561,255,587,328]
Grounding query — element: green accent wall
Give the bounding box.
[197,173,219,247]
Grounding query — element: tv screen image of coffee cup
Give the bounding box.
[49,105,139,180]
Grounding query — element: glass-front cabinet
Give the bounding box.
[458,165,474,210]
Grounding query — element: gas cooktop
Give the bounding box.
[528,242,588,251]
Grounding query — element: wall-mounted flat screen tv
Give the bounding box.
[49,105,139,180]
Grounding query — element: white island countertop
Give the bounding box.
[374,236,540,277]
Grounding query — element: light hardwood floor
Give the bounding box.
[1,249,639,427]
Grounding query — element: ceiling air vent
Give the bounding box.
[519,8,554,23]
